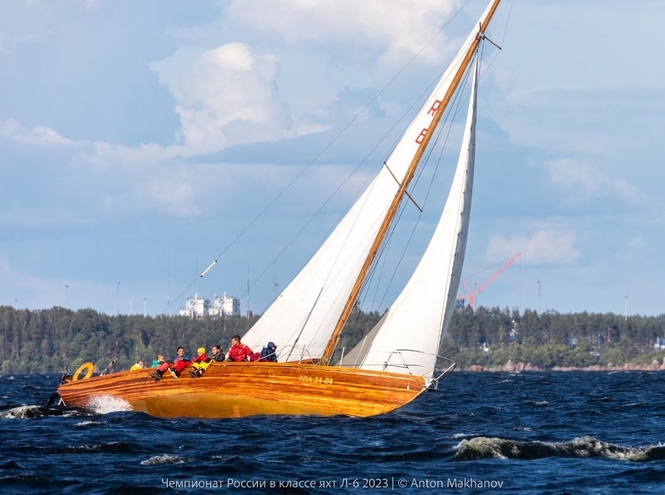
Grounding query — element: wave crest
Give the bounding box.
[454,436,665,462]
[141,455,191,466]
[0,405,82,419]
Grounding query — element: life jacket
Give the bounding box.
[193,353,209,363]
[192,353,211,370]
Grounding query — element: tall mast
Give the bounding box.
[320,0,501,365]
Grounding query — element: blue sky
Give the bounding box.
[1,0,663,317]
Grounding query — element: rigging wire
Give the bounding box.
[320,52,481,336]
[364,54,476,315]
[165,0,508,316]
[358,4,514,316]
[479,0,513,80]
[352,35,506,350]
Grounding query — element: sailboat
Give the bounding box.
[57,0,501,419]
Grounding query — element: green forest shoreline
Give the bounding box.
[465,361,665,373]
[1,305,664,374]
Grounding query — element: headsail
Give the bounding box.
[342,57,480,381]
[242,1,499,361]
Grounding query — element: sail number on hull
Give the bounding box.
[299,375,334,385]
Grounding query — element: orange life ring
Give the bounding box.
[72,362,94,381]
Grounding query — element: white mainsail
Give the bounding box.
[343,58,479,381]
[242,2,495,361]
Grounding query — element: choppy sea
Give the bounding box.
[1,371,664,494]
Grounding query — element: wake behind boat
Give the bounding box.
[57,0,502,419]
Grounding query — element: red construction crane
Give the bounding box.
[458,252,521,311]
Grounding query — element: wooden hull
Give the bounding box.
[57,362,427,418]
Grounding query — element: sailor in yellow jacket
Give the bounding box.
[130,360,144,371]
[189,348,211,378]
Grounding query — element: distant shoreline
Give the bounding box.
[465,359,665,372]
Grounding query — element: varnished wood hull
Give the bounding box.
[57,362,427,418]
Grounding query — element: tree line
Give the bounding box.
[1,304,664,374]
[443,306,665,369]
[0,305,380,374]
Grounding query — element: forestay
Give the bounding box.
[343,59,479,382]
[242,1,495,362]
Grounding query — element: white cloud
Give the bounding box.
[144,171,201,217]
[1,0,665,317]
[73,142,208,216]
[490,85,665,169]
[485,226,581,265]
[227,0,460,63]
[148,1,489,154]
[0,119,73,146]
[0,119,206,220]
[544,158,640,205]
[172,42,291,154]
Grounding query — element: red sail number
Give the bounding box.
[415,128,428,144]
[415,99,442,144]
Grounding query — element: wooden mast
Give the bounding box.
[320,0,501,366]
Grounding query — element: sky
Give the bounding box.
[1,0,664,318]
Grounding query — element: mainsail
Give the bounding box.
[57,0,504,421]
[342,59,479,382]
[242,1,497,362]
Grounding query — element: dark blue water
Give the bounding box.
[1,372,664,494]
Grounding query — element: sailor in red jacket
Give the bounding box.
[227,335,253,362]
[171,346,192,377]
[151,346,190,380]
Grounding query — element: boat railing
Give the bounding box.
[384,349,420,375]
[378,349,457,388]
[278,345,319,364]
